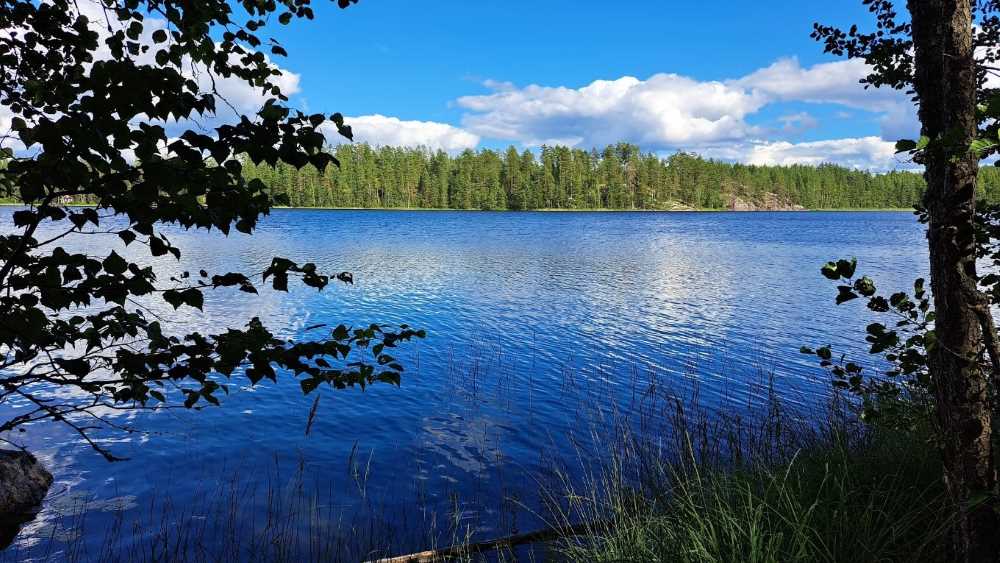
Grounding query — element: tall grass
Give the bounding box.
[546,389,950,563]
[0,354,951,562]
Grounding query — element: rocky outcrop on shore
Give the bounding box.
[728,192,806,211]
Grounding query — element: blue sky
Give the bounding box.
[245,0,919,170]
[275,1,874,122]
[4,1,919,171]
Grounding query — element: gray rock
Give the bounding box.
[727,192,806,211]
[0,450,52,548]
[0,450,52,513]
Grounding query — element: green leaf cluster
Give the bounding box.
[0,0,423,461]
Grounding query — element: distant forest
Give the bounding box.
[8,143,1000,210]
[241,143,1000,210]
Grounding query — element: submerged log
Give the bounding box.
[366,521,605,563]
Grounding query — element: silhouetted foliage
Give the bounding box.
[0,0,422,461]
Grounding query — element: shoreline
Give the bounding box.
[0,202,915,213]
[264,206,916,213]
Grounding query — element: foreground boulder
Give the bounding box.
[0,450,52,548]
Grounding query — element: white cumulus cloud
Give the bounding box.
[732,57,904,113]
[458,75,765,149]
[700,136,905,170]
[453,56,920,170]
[323,114,480,152]
[733,57,918,140]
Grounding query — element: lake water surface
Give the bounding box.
[0,209,927,558]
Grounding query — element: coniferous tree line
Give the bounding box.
[8,143,1000,209]
[239,142,1000,210]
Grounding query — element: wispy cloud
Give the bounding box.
[777,112,820,134]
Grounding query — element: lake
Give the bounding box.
[0,209,927,559]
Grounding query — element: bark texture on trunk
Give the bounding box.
[908,1,999,560]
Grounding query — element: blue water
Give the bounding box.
[0,209,926,558]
